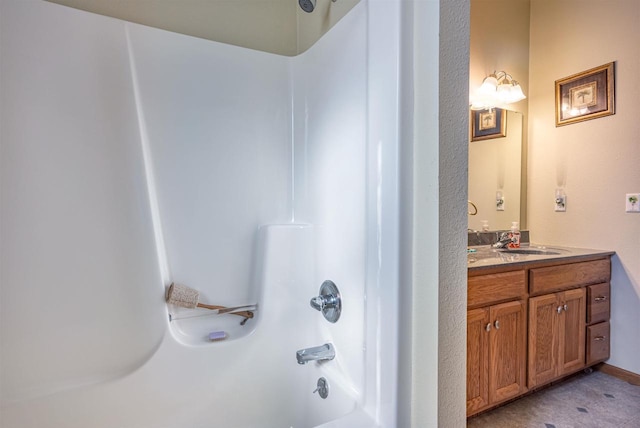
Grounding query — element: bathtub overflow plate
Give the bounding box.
[313,377,329,399]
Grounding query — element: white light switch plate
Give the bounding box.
[626,193,640,213]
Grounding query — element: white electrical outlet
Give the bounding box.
[626,193,640,213]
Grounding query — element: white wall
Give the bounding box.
[292,5,369,393]
[0,0,166,402]
[528,0,640,375]
[126,22,292,335]
[436,0,470,425]
[401,0,470,426]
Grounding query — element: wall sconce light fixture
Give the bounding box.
[470,71,526,110]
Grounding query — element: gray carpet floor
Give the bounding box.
[467,371,640,428]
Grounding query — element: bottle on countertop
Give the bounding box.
[508,221,521,248]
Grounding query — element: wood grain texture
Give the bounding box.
[529,259,610,295]
[587,321,610,365]
[587,282,610,324]
[467,255,614,415]
[467,308,490,415]
[559,288,586,375]
[489,300,527,404]
[597,362,640,386]
[468,270,526,308]
[528,293,559,388]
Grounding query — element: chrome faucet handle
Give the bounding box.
[310,295,325,311]
[310,294,338,311]
[309,280,342,323]
[494,231,515,248]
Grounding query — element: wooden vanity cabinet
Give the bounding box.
[467,271,527,416]
[467,255,612,417]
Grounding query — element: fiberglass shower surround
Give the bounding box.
[0,0,400,427]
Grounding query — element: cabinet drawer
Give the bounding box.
[586,321,610,365]
[587,283,610,324]
[529,259,610,295]
[468,270,526,308]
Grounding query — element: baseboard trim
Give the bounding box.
[596,363,640,386]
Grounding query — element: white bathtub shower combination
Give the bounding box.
[0,0,402,427]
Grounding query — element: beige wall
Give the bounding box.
[470,0,530,116]
[468,111,523,231]
[471,0,640,376]
[528,0,640,374]
[470,0,530,228]
[46,0,359,56]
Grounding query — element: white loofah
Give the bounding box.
[166,283,200,308]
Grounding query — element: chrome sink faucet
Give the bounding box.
[296,343,335,365]
[494,231,515,248]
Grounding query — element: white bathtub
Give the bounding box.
[1,225,380,428]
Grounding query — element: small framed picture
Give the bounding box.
[471,108,506,141]
[555,62,615,126]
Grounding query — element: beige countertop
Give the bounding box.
[467,244,615,272]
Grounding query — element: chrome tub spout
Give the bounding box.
[296,343,335,365]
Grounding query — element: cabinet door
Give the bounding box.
[489,300,527,404]
[528,293,560,388]
[559,288,586,375]
[467,307,490,415]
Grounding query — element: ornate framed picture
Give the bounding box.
[555,62,615,126]
[471,108,506,141]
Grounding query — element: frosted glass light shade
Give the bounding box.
[478,75,498,95]
[496,83,512,102]
[471,71,526,109]
[509,83,526,102]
